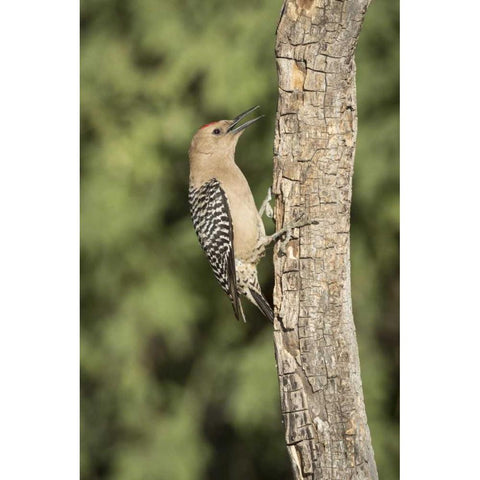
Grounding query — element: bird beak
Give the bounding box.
[227,105,264,134]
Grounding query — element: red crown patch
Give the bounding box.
[200,122,216,129]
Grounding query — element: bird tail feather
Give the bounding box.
[231,298,246,323]
[249,288,274,323]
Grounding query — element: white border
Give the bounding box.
[0,2,79,479]
[401,1,480,478]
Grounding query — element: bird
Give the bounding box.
[188,106,275,323]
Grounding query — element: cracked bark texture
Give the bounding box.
[272,1,377,479]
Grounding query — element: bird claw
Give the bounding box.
[290,212,318,229]
[276,229,292,256]
[268,214,318,251]
[259,186,274,219]
[265,203,274,219]
[256,206,318,256]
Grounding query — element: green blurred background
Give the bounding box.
[80,1,399,479]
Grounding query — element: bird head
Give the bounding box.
[189,106,263,157]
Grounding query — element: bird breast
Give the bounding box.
[218,167,265,261]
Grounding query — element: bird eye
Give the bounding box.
[213,128,221,135]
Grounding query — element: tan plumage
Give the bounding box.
[188,107,273,322]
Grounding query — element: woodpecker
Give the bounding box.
[188,106,274,323]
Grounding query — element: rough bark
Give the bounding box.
[272,1,377,479]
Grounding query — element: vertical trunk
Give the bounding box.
[272,1,377,479]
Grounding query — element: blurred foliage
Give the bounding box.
[81,1,398,479]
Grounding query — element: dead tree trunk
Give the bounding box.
[272,1,377,479]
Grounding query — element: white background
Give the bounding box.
[0,1,79,479]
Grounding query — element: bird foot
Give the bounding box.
[258,186,274,219]
[258,213,318,255]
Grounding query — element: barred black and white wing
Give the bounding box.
[189,178,245,322]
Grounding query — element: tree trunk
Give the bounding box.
[272,1,377,479]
